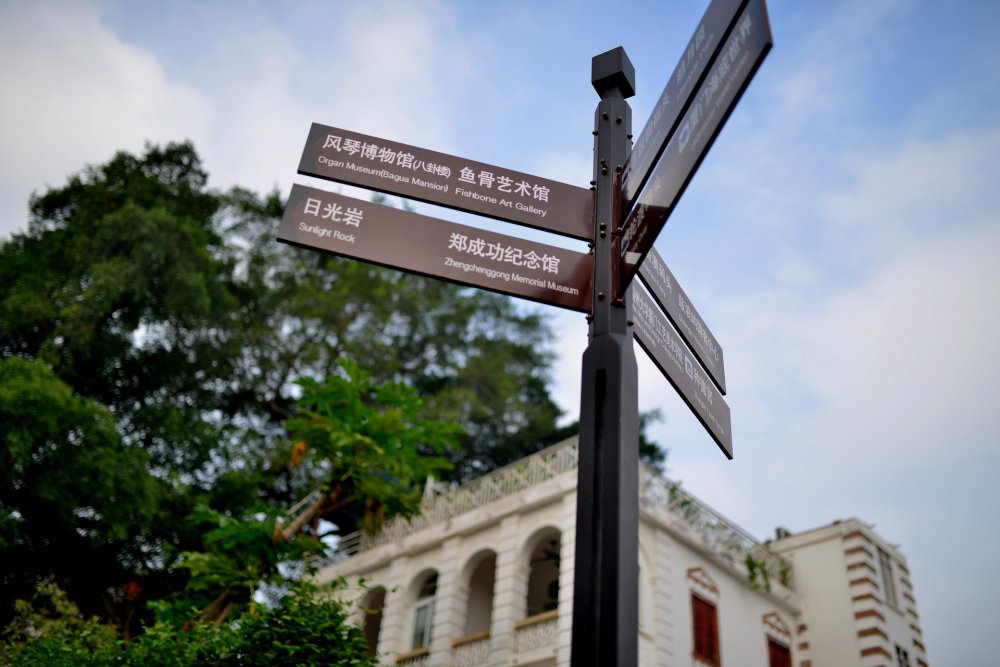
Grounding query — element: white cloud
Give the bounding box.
[323,0,473,150]
[769,0,913,127]
[821,129,1000,260]
[192,24,312,197]
[0,1,479,238]
[667,125,1000,543]
[548,308,589,424]
[786,221,1000,468]
[0,2,213,238]
[534,151,593,196]
[196,0,480,201]
[798,129,1000,470]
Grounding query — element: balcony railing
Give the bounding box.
[308,438,791,589]
[639,466,791,590]
[394,647,430,666]
[451,632,491,667]
[513,610,559,654]
[315,439,579,566]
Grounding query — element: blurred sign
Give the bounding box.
[638,248,726,393]
[632,285,732,458]
[617,0,772,296]
[621,0,749,214]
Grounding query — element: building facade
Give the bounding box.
[769,520,928,667]
[311,438,926,667]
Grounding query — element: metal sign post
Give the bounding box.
[570,46,639,667]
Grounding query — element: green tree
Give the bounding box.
[208,581,377,667]
[0,143,245,634]
[282,360,460,538]
[169,505,326,625]
[0,357,159,638]
[165,363,461,625]
[0,143,239,477]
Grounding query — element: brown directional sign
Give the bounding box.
[277,184,592,312]
[638,248,726,394]
[617,0,772,296]
[622,0,749,214]
[297,123,594,241]
[632,285,732,459]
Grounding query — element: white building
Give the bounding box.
[312,437,927,667]
[769,520,928,667]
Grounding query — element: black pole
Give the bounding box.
[571,47,638,667]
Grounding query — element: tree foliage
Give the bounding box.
[220,187,563,484]
[0,143,250,634]
[0,582,121,667]
[0,357,160,636]
[0,143,237,478]
[167,363,462,626]
[283,360,460,535]
[170,505,326,624]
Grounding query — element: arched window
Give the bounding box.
[411,572,438,650]
[526,530,561,617]
[360,586,386,657]
[464,551,496,637]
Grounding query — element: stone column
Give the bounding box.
[377,554,411,662]
[488,514,526,666]
[652,527,676,666]
[556,489,578,666]
[428,536,464,667]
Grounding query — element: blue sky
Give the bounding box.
[2,0,999,663]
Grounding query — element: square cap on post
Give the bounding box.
[592,46,636,99]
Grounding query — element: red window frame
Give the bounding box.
[767,637,792,667]
[691,593,720,665]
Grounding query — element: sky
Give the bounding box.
[1,0,998,662]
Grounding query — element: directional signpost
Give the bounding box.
[276,1,771,664]
[571,46,640,667]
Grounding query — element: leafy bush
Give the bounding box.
[1,582,377,667]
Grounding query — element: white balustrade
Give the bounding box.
[307,438,792,589]
[513,611,559,654]
[452,633,491,667]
